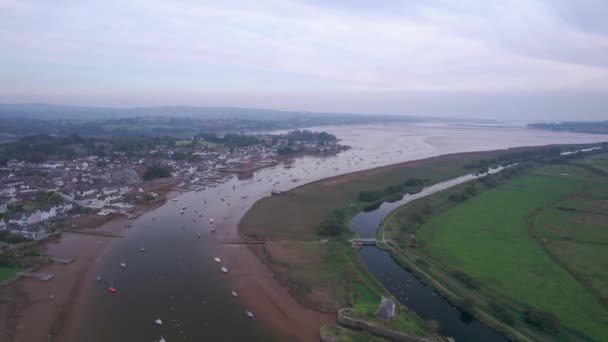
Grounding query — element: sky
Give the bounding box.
[0,0,607,120]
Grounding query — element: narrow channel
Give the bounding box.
[349,170,509,342]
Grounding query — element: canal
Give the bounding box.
[349,170,509,342]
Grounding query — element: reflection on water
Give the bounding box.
[78,124,605,341]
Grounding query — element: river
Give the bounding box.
[75,123,606,341]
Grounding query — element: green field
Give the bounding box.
[0,267,21,282]
[573,152,608,172]
[389,164,608,339]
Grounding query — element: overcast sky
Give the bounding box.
[1,0,607,120]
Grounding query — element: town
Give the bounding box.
[0,129,347,246]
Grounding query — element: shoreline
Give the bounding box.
[1,142,605,341]
[0,177,185,342]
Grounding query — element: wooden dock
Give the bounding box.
[17,272,55,281]
[62,230,122,238]
[51,257,75,264]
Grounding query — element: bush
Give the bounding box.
[523,309,560,334]
[317,210,348,236]
[488,301,516,326]
[448,192,469,202]
[0,230,30,244]
[452,270,480,289]
[404,178,425,186]
[357,190,384,202]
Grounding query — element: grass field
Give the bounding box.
[402,164,608,339]
[573,152,608,172]
[0,267,21,282]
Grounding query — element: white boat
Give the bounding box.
[182,206,187,210]
[209,218,214,224]
[214,257,221,263]
[246,310,254,319]
[159,337,166,342]
[196,233,201,238]
[171,198,179,201]
[96,275,102,281]
[120,262,126,268]
[221,267,228,273]
[140,247,145,252]
[231,291,238,297]
[155,319,163,325]
[211,227,216,232]
[180,211,185,215]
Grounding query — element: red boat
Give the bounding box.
[108,287,117,293]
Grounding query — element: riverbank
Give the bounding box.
[0,177,184,342]
[239,148,524,339]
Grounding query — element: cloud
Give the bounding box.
[0,0,606,119]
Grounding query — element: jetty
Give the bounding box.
[17,272,55,281]
[62,230,122,238]
[51,257,75,264]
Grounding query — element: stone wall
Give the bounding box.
[337,308,431,342]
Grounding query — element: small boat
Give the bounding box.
[140,247,145,252]
[96,275,102,281]
[211,227,216,232]
[246,310,254,319]
[108,287,116,293]
[155,319,163,325]
[214,257,221,263]
[182,206,187,210]
[120,262,126,268]
[221,267,228,273]
[209,218,214,224]
[196,233,201,238]
[159,337,166,342]
[231,291,238,297]
[180,211,185,215]
[171,198,179,202]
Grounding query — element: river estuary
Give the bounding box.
[73,123,606,341]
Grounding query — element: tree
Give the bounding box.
[143,164,171,181]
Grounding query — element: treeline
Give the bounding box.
[529,121,608,134]
[275,129,337,142]
[449,163,532,203]
[357,178,425,202]
[0,134,91,165]
[463,147,566,173]
[197,133,261,147]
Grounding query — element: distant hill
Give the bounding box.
[0,103,426,137]
[528,121,608,134]
[0,103,371,121]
